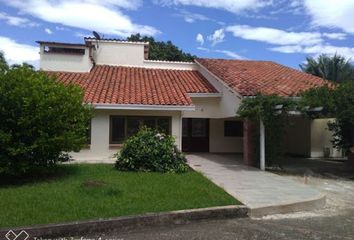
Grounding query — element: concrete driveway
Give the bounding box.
[187,154,325,217]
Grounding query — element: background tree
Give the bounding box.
[300,83,354,154]
[0,52,8,73]
[0,60,92,176]
[127,34,196,62]
[300,54,354,83]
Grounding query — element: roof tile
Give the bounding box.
[197,58,331,96]
[48,65,217,106]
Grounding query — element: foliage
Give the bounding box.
[0,164,238,228]
[0,63,92,176]
[0,51,8,73]
[115,127,188,173]
[300,83,354,152]
[127,34,196,62]
[238,94,295,167]
[329,82,354,151]
[300,54,353,83]
[299,85,336,116]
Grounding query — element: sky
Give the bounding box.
[0,0,353,69]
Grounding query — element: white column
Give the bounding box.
[90,111,110,154]
[171,112,182,150]
[260,119,265,171]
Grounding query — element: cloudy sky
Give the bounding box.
[0,0,353,68]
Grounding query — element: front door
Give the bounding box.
[182,118,209,152]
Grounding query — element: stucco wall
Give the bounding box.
[311,118,342,158]
[196,63,242,118]
[209,118,243,153]
[93,42,145,66]
[39,45,92,72]
[88,109,182,156]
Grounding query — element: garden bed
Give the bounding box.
[0,164,239,228]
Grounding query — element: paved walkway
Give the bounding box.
[187,154,326,217]
[69,150,116,164]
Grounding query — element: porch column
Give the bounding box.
[243,118,255,166]
[260,119,265,171]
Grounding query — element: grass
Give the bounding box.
[0,164,239,228]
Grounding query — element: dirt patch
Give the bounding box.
[81,180,107,188]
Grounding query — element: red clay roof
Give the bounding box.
[49,65,217,106]
[196,58,331,97]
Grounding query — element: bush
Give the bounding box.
[300,83,354,153]
[115,127,188,173]
[0,62,92,176]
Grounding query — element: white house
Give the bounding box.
[37,38,341,164]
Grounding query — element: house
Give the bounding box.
[36,37,342,164]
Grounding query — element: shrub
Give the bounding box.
[115,127,188,173]
[0,62,92,176]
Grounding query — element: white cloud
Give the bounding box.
[155,0,273,14]
[0,12,39,27]
[196,33,204,45]
[0,36,39,67]
[214,50,245,59]
[197,46,245,59]
[75,32,92,38]
[175,10,209,23]
[45,28,53,34]
[303,0,354,34]
[208,29,225,46]
[226,23,353,61]
[270,44,354,60]
[197,46,210,52]
[322,33,347,40]
[55,26,69,31]
[226,25,323,46]
[3,0,159,37]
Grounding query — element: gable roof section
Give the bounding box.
[49,65,217,106]
[196,58,331,97]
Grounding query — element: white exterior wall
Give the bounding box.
[143,60,197,70]
[209,118,243,153]
[311,118,342,158]
[93,42,145,66]
[39,45,92,72]
[195,63,243,118]
[78,109,182,158]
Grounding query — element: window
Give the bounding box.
[44,45,85,55]
[111,117,125,143]
[110,116,171,144]
[224,120,243,137]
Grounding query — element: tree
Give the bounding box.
[237,94,295,167]
[300,83,354,153]
[300,54,354,83]
[127,34,196,62]
[0,61,92,176]
[0,51,8,73]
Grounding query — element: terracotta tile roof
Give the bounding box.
[196,58,331,97]
[49,65,217,106]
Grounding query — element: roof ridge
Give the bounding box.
[93,64,197,72]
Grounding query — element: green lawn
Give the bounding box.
[0,164,239,228]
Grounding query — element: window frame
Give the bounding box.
[109,116,172,144]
